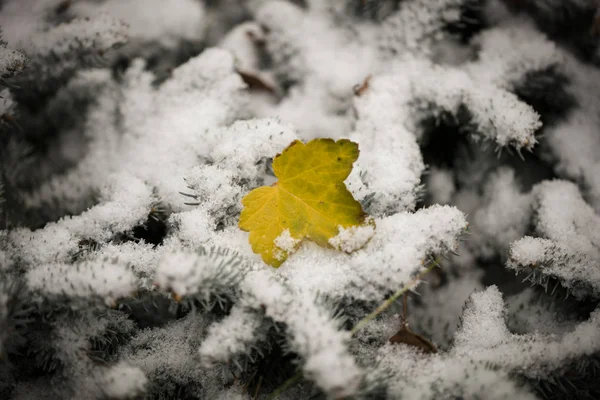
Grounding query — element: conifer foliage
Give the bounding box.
[1,1,599,399]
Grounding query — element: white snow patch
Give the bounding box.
[155,248,247,298]
[26,261,137,304]
[71,0,206,48]
[328,219,376,253]
[427,167,456,205]
[199,305,266,366]
[274,229,301,261]
[98,363,148,399]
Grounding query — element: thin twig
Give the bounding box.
[402,293,408,328]
[350,259,439,335]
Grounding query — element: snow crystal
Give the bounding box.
[506,288,577,336]
[183,165,243,220]
[471,168,532,259]
[18,13,128,56]
[349,55,540,215]
[451,286,600,378]
[9,223,76,266]
[375,343,538,400]
[509,236,552,267]
[372,285,600,399]
[199,305,267,366]
[277,205,467,301]
[379,0,464,57]
[122,314,211,398]
[168,208,217,248]
[0,40,25,77]
[453,285,510,348]
[26,260,137,304]
[71,0,206,49]
[470,23,563,89]
[210,118,299,182]
[328,218,376,253]
[98,362,148,399]
[408,59,540,149]
[93,242,160,288]
[274,229,301,261]
[508,180,600,298]
[155,248,247,299]
[410,270,484,349]
[426,167,456,205]
[241,271,362,397]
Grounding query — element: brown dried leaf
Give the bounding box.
[237,69,276,95]
[389,326,438,354]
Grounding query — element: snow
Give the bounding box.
[70,0,206,49]
[9,223,77,266]
[220,22,267,73]
[471,168,532,259]
[508,180,600,298]
[454,285,510,348]
[409,270,485,349]
[22,14,128,56]
[210,118,299,182]
[98,362,148,399]
[155,247,248,300]
[93,242,160,288]
[470,23,563,89]
[183,165,243,220]
[168,208,217,248]
[328,218,376,253]
[199,305,267,367]
[426,167,456,205]
[348,54,540,215]
[276,205,467,301]
[370,285,600,399]
[0,0,68,46]
[122,314,213,398]
[379,0,464,57]
[241,270,362,397]
[0,40,25,77]
[375,343,539,400]
[274,229,301,260]
[26,260,137,304]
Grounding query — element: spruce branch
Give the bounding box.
[351,257,441,335]
[266,257,441,399]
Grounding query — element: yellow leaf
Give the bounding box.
[239,138,374,267]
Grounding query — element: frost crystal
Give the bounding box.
[97,362,148,399]
[274,229,301,260]
[155,247,249,301]
[26,260,137,304]
[329,218,376,253]
[508,180,600,299]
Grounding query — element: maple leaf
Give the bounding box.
[239,138,374,267]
